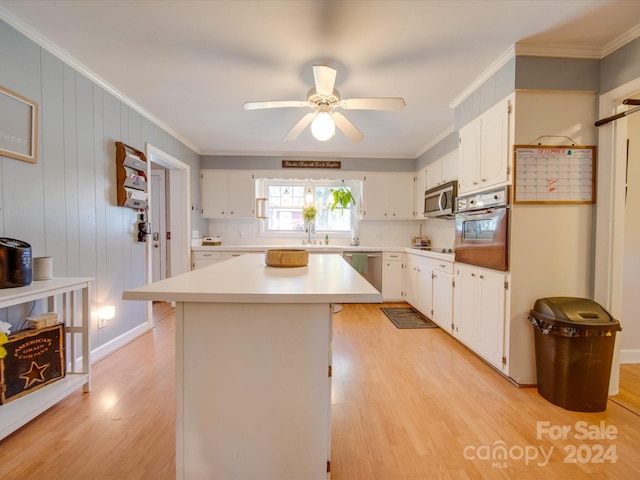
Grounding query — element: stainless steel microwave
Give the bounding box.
[424,181,457,218]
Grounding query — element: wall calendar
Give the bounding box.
[513,145,596,204]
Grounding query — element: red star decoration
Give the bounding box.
[19,361,49,388]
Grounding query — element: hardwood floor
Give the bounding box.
[611,364,640,416]
[0,302,639,479]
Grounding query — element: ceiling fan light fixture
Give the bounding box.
[310,112,335,141]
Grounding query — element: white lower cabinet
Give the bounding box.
[404,254,431,315]
[432,270,453,330]
[382,251,404,301]
[192,250,252,270]
[453,263,507,370]
[404,253,453,329]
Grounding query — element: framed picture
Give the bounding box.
[0,85,38,164]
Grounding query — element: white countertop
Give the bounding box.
[124,253,383,304]
[191,244,403,252]
[191,244,455,261]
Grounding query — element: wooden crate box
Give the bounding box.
[0,324,65,404]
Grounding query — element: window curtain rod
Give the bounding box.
[595,99,640,127]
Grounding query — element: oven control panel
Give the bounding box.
[456,186,509,212]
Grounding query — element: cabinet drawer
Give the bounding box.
[193,251,223,261]
[384,251,404,262]
[427,258,454,274]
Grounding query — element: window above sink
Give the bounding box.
[258,178,361,236]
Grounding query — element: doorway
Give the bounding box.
[596,80,640,400]
[145,144,191,323]
[150,168,167,283]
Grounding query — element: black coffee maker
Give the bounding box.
[0,238,32,288]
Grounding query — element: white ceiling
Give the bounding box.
[1,0,640,159]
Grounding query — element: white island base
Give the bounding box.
[124,253,381,479]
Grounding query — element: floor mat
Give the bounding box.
[381,307,439,329]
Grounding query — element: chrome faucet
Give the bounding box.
[306,221,315,245]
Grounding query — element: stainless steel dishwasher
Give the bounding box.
[343,251,383,293]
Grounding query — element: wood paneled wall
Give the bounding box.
[0,20,203,355]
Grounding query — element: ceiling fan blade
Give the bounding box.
[332,112,364,142]
[283,112,315,142]
[313,65,337,97]
[243,100,308,110]
[339,97,406,111]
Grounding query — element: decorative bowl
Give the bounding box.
[265,249,309,267]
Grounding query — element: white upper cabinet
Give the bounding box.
[363,173,415,219]
[414,167,426,217]
[201,170,255,218]
[425,149,458,191]
[458,94,513,195]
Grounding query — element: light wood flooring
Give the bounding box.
[0,302,639,479]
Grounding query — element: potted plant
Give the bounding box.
[329,184,355,213]
[302,205,317,223]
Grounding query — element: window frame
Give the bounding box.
[258,178,360,239]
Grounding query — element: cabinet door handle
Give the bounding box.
[439,264,446,268]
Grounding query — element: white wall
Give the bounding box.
[0,20,202,357]
[207,218,423,247]
[621,109,640,361]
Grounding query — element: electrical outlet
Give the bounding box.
[98,317,106,329]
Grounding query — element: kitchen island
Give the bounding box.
[123,253,381,480]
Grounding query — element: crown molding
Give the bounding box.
[602,23,640,57]
[0,7,201,155]
[449,45,515,109]
[415,125,456,158]
[514,42,601,59]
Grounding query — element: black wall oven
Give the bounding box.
[454,186,509,271]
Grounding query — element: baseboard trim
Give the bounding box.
[620,349,640,364]
[91,322,151,364]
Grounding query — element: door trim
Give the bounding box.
[595,75,640,394]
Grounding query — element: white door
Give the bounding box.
[151,169,167,282]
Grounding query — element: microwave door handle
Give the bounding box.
[438,191,446,211]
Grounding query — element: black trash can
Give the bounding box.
[529,297,621,412]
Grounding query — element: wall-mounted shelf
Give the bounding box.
[115,142,148,209]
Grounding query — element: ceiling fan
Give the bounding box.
[242,65,406,142]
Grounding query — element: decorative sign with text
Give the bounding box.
[282,160,341,169]
[513,146,596,204]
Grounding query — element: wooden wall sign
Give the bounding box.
[513,145,596,204]
[282,160,341,169]
[0,324,65,404]
[0,85,38,164]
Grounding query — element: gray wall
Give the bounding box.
[600,36,640,94]
[515,56,600,92]
[201,155,416,172]
[454,57,516,130]
[0,20,203,352]
[415,131,459,170]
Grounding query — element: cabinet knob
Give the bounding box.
[471,273,476,277]
[473,181,479,185]
[480,275,485,279]
[481,178,488,182]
